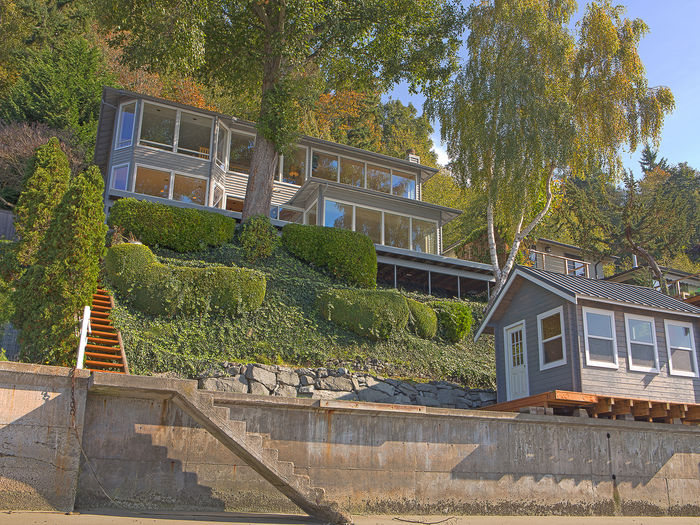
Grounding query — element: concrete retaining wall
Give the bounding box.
[2,362,700,516]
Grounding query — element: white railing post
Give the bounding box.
[76,305,91,369]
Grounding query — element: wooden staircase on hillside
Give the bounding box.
[83,287,129,374]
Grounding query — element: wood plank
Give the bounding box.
[611,399,632,417]
[650,402,670,419]
[631,401,652,417]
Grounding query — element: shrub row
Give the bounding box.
[104,243,265,317]
[282,223,377,288]
[108,198,237,253]
[407,298,438,339]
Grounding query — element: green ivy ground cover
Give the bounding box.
[106,243,496,389]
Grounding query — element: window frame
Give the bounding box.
[663,319,699,378]
[582,306,619,369]
[537,305,567,371]
[115,101,137,150]
[109,163,130,191]
[227,129,256,176]
[279,145,308,186]
[624,313,660,373]
[211,182,226,209]
[133,162,209,205]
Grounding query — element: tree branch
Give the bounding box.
[625,226,668,294]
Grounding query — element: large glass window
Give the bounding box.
[625,314,659,372]
[177,112,212,158]
[583,308,618,368]
[392,170,416,199]
[305,203,317,226]
[116,102,136,149]
[134,166,170,198]
[324,200,352,230]
[111,164,129,191]
[537,307,566,369]
[355,206,381,243]
[340,157,364,187]
[215,125,228,169]
[664,320,698,377]
[412,218,437,254]
[367,164,391,193]
[173,174,206,205]
[384,213,410,249]
[282,147,306,185]
[140,103,176,150]
[312,152,338,181]
[229,132,255,174]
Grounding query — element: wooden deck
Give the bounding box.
[482,390,700,425]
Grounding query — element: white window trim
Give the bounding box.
[663,319,699,378]
[537,305,567,371]
[322,197,438,253]
[114,101,137,150]
[624,313,660,373]
[109,163,130,191]
[503,319,528,401]
[133,163,209,205]
[582,306,619,369]
[137,101,213,160]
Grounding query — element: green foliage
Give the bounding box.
[237,215,280,262]
[282,223,377,288]
[406,298,437,339]
[429,300,473,343]
[13,138,71,267]
[108,198,237,253]
[0,348,6,361]
[318,288,409,341]
[0,240,19,281]
[103,243,266,317]
[14,164,106,366]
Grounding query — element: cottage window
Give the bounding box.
[355,206,382,243]
[134,166,171,199]
[229,132,255,174]
[140,103,176,151]
[282,147,306,185]
[177,112,213,159]
[384,212,410,250]
[115,102,136,149]
[367,164,391,193]
[324,200,352,230]
[312,151,338,182]
[537,306,566,370]
[625,314,659,372]
[412,218,437,254]
[340,157,364,187]
[583,307,618,368]
[172,174,207,205]
[391,170,416,199]
[664,320,698,377]
[111,164,129,191]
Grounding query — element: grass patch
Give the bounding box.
[107,243,496,388]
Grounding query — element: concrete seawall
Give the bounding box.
[2,362,700,516]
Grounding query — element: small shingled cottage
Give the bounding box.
[475,266,700,405]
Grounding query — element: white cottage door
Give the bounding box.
[505,323,529,400]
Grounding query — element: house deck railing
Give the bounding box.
[526,249,590,278]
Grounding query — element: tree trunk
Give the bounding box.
[625,226,668,294]
[241,133,278,220]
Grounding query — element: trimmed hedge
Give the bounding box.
[282,223,377,288]
[104,243,265,317]
[430,300,473,343]
[318,288,409,340]
[108,198,237,252]
[406,298,437,339]
[238,215,280,262]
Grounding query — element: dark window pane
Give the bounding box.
[312,152,338,181]
[177,112,212,158]
[588,338,615,363]
[541,313,561,340]
[230,133,255,174]
[140,103,176,150]
[586,312,613,338]
[282,147,306,185]
[117,102,136,148]
[671,347,695,374]
[111,165,129,191]
[630,343,656,369]
[543,337,563,364]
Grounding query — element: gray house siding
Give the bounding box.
[493,280,575,402]
[576,299,700,403]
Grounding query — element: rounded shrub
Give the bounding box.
[318,288,409,340]
[406,298,437,339]
[429,300,473,343]
[104,243,266,317]
[108,198,237,252]
[237,215,280,262]
[282,223,377,288]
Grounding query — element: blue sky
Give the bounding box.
[386,0,700,173]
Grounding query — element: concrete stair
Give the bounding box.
[88,373,351,524]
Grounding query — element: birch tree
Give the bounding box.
[432,0,674,298]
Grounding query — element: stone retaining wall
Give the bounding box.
[198,363,497,409]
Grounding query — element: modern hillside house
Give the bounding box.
[94,87,494,296]
[476,266,700,406]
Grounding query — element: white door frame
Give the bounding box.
[504,320,529,401]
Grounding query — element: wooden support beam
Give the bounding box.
[670,404,687,420]
[595,398,613,416]
[612,399,632,418]
[631,401,652,418]
[650,402,671,419]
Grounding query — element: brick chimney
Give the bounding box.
[406,148,420,164]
